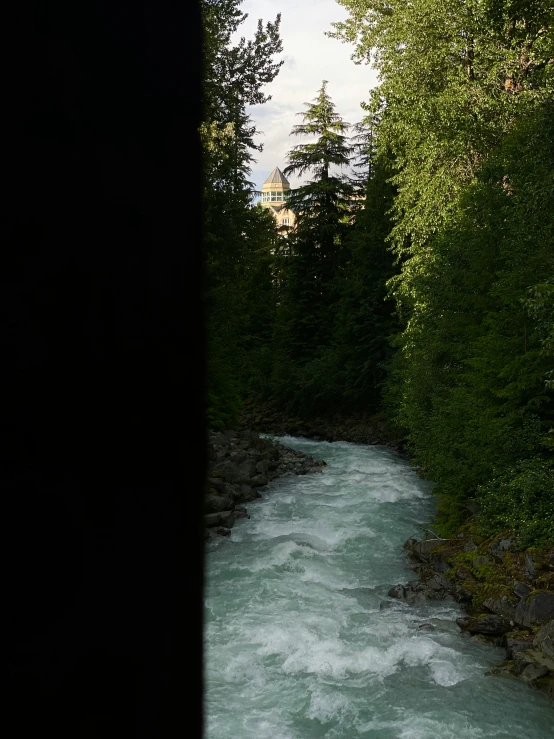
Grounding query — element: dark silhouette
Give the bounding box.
[4,3,204,736]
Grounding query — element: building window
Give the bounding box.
[271,191,282,201]
[282,217,290,226]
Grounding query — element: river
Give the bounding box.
[204,436,553,738]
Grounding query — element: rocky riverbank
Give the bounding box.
[386,529,554,700]
[239,400,404,451]
[205,429,326,539]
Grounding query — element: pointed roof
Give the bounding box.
[263,166,290,186]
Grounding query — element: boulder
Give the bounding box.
[250,474,269,487]
[525,552,538,581]
[238,459,257,479]
[388,584,406,599]
[403,538,445,562]
[533,619,554,659]
[456,614,513,636]
[506,637,534,660]
[211,462,242,484]
[236,484,257,502]
[488,538,515,563]
[230,450,248,464]
[452,584,474,603]
[204,510,236,529]
[423,572,451,594]
[207,476,227,493]
[512,581,531,600]
[204,494,235,514]
[513,649,554,678]
[234,506,249,520]
[482,595,518,622]
[515,591,554,628]
[522,663,549,682]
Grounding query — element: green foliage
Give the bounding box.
[270,82,355,410]
[330,0,554,542]
[202,0,283,428]
[476,458,554,549]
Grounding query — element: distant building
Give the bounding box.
[259,167,296,231]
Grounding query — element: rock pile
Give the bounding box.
[239,401,403,451]
[385,533,554,698]
[205,429,325,539]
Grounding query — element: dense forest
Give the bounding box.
[202,0,554,547]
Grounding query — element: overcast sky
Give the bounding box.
[231,0,379,192]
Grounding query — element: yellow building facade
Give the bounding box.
[260,167,296,231]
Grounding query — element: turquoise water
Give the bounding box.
[204,437,553,738]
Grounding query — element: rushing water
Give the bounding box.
[204,437,553,739]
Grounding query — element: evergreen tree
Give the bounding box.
[271,82,354,410]
[201,0,283,428]
[330,0,554,543]
[330,143,399,413]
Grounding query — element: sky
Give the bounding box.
[231,0,379,193]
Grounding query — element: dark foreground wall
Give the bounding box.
[4,3,204,736]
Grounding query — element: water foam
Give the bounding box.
[205,436,554,739]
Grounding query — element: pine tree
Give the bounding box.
[271,82,354,411]
[202,0,283,428]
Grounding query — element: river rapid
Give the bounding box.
[204,436,553,738]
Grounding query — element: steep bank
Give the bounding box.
[389,529,554,701]
[205,429,325,538]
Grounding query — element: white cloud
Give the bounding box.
[232,0,379,191]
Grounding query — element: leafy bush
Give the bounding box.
[476,458,554,549]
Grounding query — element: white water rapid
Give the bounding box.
[204,436,553,738]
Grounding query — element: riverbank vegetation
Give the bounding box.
[202,0,554,549]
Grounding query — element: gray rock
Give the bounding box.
[236,484,257,502]
[424,573,451,592]
[211,462,242,484]
[207,477,227,493]
[250,474,269,487]
[457,614,513,635]
[512,581,531,600]
[533,619,554,659]
[234,506,249,520]
[404,538,445,562]
[230,450,248,464]
[204,494,234,514]
[482,595,518,621]
[522,663,549,682]
[525,552,537,581]
[204,510,236,529]
[238,459,257,479]
[453,585,473,603]
[506,638,534,659]
[515,591,554,628]
[388,584,406,599]
[513,649,554,677]
[488,538,514,562]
